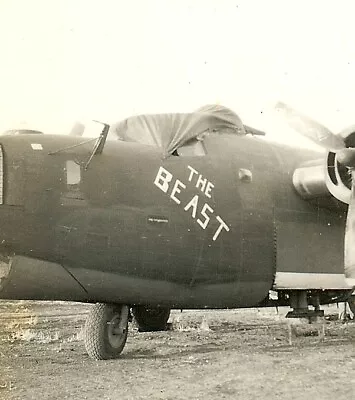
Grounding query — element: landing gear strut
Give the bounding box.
[84,303,129,360]
[286,291,324,321]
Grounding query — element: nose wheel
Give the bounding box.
[84,303,129,360]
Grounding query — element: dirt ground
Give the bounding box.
[0,301,354,400]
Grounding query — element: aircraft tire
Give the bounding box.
[84,303,129,360]
[132,306,170,332]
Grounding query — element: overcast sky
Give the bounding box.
[0,0,354,147]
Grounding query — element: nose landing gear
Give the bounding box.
[84,303,129,360]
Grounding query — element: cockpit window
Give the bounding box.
[61,160,86,205]
[174,139,207,157]
[66,160,81,186]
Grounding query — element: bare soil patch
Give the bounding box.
[0,301,354,400]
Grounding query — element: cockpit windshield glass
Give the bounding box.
[175,139,207,157]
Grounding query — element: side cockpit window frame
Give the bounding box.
[174,132,208,157]
[175,140,207,157]
[65,160,81,189]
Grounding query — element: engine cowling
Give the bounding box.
[293,159,330,199]
[324,127,355,205]
[293,127,355,206]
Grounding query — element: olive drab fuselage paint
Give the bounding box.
[0,133,350,308]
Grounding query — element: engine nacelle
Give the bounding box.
[293,159,329,199]
[293,127,355,206]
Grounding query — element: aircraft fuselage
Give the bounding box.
[0,133,349,308]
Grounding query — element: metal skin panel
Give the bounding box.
[0,256,87,301]
[274,272,349,290]
[269,144,348,289]
[0,133,349,309]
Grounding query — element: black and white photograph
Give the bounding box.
[0,1,354,399]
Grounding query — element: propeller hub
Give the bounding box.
[336,148,355,168]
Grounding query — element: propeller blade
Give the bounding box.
[69,121,85,136]
[275,102,345,151]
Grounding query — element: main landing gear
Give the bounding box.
[132,306,171,332]
[84,303,171,360]
[286,291,324,321]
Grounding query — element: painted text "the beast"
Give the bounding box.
[154,166,230,241]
